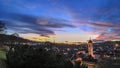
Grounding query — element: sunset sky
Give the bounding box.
[0,0,120,42]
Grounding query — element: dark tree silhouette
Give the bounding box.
[0,21,6,34]
[6,45,72,68]
[11,33,19,37]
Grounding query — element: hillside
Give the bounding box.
[0,34,38,45]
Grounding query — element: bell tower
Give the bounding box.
[88,37,95,58]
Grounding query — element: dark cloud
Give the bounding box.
[0,12,75,37]
[5,13,75,28]
[89,23,115,28]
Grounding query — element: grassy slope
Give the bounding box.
[0,51,6,60]
[0,47,7,68]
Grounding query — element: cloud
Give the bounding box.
[66,1,120,41]
[0,0,120,41]
[89,22,115,28]
[69,11,120,41]
[0,12,75,37]
[96,32,120,41]
[86,22,120,40]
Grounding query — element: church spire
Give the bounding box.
[90,37,91,40]
[88,37,92,43]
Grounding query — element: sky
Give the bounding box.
[0,0,120,42]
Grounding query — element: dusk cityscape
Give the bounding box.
[0,0,120,68]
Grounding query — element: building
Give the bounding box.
[88,38,95,58]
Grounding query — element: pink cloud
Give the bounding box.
[96,33,120,41]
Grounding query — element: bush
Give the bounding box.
[0,59,7,68]
[98,58,120,68]
[6,45,70,68]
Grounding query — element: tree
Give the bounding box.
[6,45,68,68]
[0,21,6,34]
[11,33,19,37]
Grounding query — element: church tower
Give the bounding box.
[88,38,95,58]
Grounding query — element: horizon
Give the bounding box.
[0,0,120,42]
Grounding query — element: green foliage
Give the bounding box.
[6,45,71,68]
[0,48,7,68]
[0,51,6,60]
[74,61,88,68]
[6,45,90,68]
[80,64,88,68]
[98,58,120,68]
[64,60,74,68]
[0,59,7,68]
[0,21,6,34]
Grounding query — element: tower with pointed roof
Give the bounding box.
[88,37,94,58]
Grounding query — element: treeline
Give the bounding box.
[0,34,37,45]
[6,45,87,68]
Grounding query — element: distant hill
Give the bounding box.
[0,34,38,45]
